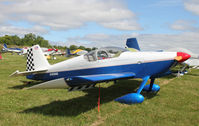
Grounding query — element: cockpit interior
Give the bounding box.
[84,47,129,61]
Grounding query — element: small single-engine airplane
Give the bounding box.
[72,49,88,56]
[2,44,22,54]
[42,47,59,56]
[10,38,191,104]
[65,48,88,57]
[22,47,60,58]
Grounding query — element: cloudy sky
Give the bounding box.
[0,0,199,53]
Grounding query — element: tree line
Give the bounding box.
[0,33,97,51]
[0,33,50,47]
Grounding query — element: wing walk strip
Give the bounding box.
[69,84,96,91]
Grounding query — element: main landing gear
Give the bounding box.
[115,76,160,104]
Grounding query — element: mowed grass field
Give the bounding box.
[0,53,198,126]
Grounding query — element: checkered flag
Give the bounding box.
[26,48,35,71]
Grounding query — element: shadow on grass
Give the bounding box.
[161,74,176,79]
[9,80,43,89]
[143,91,160,99]
[186,73,199,76]
[21,79,158,116]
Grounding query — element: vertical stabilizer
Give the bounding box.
[3,43,7,49]
[66,48,71,57]
[126,38,140,51]
[26,45,50,71]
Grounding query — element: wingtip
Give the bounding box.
[9,70,19,77]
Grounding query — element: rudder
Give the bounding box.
[3,43,7,49]
[26,45,50,71]
[126,38,140,51]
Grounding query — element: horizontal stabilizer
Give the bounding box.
[26,78,69,89]
[10,69,47,77]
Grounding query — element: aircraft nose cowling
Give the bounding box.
[176,52,191,62]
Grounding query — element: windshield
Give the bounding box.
[84,50,97,61]
[100,46,129,54]
[84,46,129,61]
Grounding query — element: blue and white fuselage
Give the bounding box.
[2,44,22,54]
[11,42,191,104]
[27,51,175,82]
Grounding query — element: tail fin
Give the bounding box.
[66,48,71,57]
[3,43,7,49]
[126,38,140,51]
[26,45,50,71]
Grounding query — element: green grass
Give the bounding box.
[0,53,198,126]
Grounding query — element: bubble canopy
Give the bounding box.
[100,46,129,53]
[84,46,129,61]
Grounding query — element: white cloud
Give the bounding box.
[0,0,141,31]
[63,32,199,54]
[169,20,198,31]
[136,33,199,53]
[101,20,141,31]
[184,0,199,15]
[149,0,182,7]
[0,25,48,36]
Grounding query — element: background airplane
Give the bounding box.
[72,49,88,55]
[2,44,22,54]
[10,38,191,104]
[41,47,59,56]
[22,46,61,59]
[22,46,60,57]
[65,48,88,57]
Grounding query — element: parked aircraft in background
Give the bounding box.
[22,47,60,56]
[42,47,59,56]
[10,38,191,104]
[66,49,88,57]
[65,48,71,57]
[2,44,22,54]
[20,46,63,60]
[72,49,88,55]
